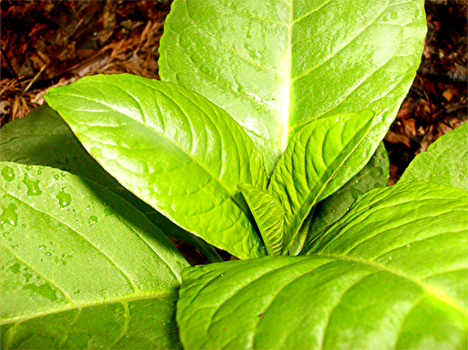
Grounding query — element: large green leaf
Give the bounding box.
[159,0,426,173]
[0,162,188,349]
[44,74,267,259]
[268,110,376,252]
[301,141,389,253]
[0,103,222,262]
[177,182,467,349]
[400,122,468,191]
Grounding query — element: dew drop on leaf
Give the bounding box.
[89,215,98,223]
[22,283,60,302]
[0,203,18,227]
[56,189,72,208]
[8,263,20,274]
[23,174,43,196]
[1,166,15,181]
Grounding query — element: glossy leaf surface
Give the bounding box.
[177,182,467,349]
[240,184,284,256]
[302,142,389,251]
[0,104,222,262]
[400,122,468,191]
[45,74,267,259]
[159,0,426,173]
[269,110,376,251]
[1,162,188,349]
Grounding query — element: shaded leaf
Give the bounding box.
[0,162,188,349]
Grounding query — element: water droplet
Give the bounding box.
[90,147,102,158]
[389,256,392,260]
[25,165,33,171]
[1,167,15,181]
[12,245,18,249]
[86,205,91,210]
[22,283,60,302]
[60,172,67,177]
[22,224,26,228]
[3,232,9,237]
[56,189,72,208]
[23,174,42,196]
[23,272,33,282]
[37,170,42,175]
[45,252,52,256]
[8,263,20,274]
[89,215,98,223]
[39,245,46,250]
[0,203,18,227]
[54,174,59,180]
[102,201,108,206]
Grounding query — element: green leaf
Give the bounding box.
[300,142,389,253]
[269,110,377,252]
[239,184,284,256]
[400,122,468,191]
[177,182,467,350]
[44,74,267,259]
[0,103,223,263]
[0,162,188,349]
[159,0,427,173]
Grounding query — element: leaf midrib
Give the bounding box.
[0,290,178,326]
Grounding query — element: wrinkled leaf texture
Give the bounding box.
[0,162,188,349]
[44,74,267,259]
[240,184,284,256]
[177,182,467,349]
[159,0,427,173]
[302,142,389,252]
[268,110,377,252]
[0,104,223,262]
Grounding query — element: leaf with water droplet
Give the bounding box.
[0,203,18,227]
[23,173,42,196]
[0,161,188,348]
[1,166,15,182]
[55,189,71,208]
